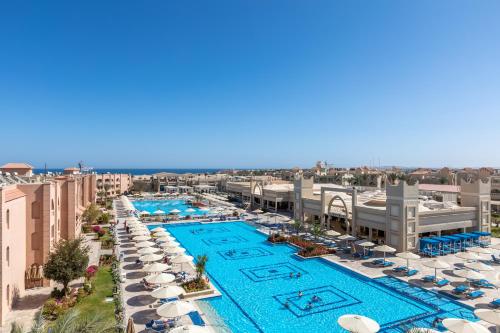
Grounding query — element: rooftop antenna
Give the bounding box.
[44,163,47,174]
[78,161,83,173]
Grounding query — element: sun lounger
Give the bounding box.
[406,269,418,277]
[188,311,206,326]
[159,297,179,304]
[422,275,436,282]
[489,298,500,308]
[372,259,384,265]
[393,265,407,272]
[434,279,450,287]
[467,290,485,299]
[471,279,496,289]
[453,284,470,294]
[381,261,394,267]
[491,254,500,264]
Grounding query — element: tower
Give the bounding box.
[460,177,491,233]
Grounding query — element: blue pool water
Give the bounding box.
[151,222,477,333]
[132,200,207,216]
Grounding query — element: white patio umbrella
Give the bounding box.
[170,325,209,333]
[185,208,196,213]
[140,210,151,216]
[165,247,186,255]
[170,209,181,214]
[171,255,194,264]
[338,314,380,333]
[153,210,166,215]
[423,259,450,280]
[252,209,264,214]
[156,301,196,318]
[474,309,500,333]
[140,254,163,262]
[133,235,151,242]
[338,234,356,241]
[396,252,421,270]
[442,318,489,333]
[145,273,175,285]
[131,230,149,236]
[151,285,184,299]
[151,227,166,233]
[157,236,176,243]
[374,245,397,263]
[138,247,158,255]
[468,247,493,255]
[456,252,481,261]
[357,241,375,256]
[454,269,485,286]
[136,241,156,248]
[160,241,181,249]
[154,231,170,237]
[144,263,171,274]
[199,207,210,211]
[464,261,493,271]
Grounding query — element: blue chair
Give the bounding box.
[434,279,450,287]
[393,265,407,272]
[489,298,500,308]
[372,259,384,265]
[146,320,165,329]
[422,275,436,282]
[406,269,418,277]
[472,279,496,289]
[467,290,485,299]
[453,284,469,294]
[381,261,394,267]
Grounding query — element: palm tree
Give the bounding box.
[10,323,23,333]
[47,309,115,333]
[292,219,303,235]
[195,255,208,280]
[311,222,324,240]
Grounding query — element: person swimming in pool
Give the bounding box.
[298,291,303,297]
[297,272,301,278]
[306,301,313,310]
[311,295,320,302]
[289,272,294,278]
[284,302,289,309]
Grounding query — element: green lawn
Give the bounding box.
[74,266,116,324]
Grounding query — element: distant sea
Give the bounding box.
[33,168,223,175]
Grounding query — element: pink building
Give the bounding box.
[0,170,97,324]
[96,173,132,201]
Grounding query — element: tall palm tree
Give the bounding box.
[292,219,303,235]
[311,222,324,240]
[195,255,209,280]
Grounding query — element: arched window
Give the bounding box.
[6,285,10,306]
[51,199,55,210]
[6,209,10,229]
[6,246,10,266]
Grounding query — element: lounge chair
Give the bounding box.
[471,279,496,289]
[434,279,450,287]
[453,284,470,294]
[146,320,167,330]
[393,265,408,272]
[406,269,418,277]
[422,275,436,282]
[372,259,384,265]
[467,290,485,299]
[159,297,179,304]
[151,325,167,333]
[491,254,500,264]
[381,261,394,267]
[489,299,500,308]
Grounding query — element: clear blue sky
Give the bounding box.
[1,1,499,169]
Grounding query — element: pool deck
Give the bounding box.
[115,203,222,333]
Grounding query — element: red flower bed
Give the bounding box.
[287,236,336,257]
[268,233,287,243]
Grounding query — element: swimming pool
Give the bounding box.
[132,200,207,216]
[152,222,477,332]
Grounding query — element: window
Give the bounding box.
[6,246,10,266]
[390,205,400,217]
[6,285,10,306]
[51,199,55,210]
[6,209,10,229]
[407,207,416,219]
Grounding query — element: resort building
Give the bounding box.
[224,173,492,252]
[0,163,34,177]
[0,167,98,324]
[151,173,228,193]
[96,173,133,200]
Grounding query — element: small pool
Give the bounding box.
[150,221,477,332]
[132,199,207,217]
